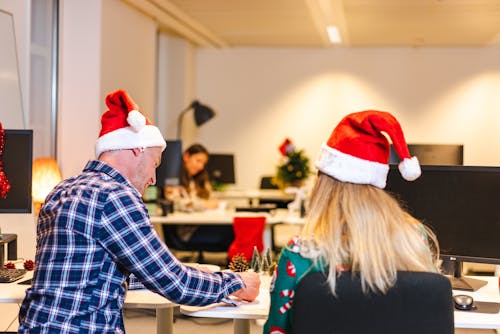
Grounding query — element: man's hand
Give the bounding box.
[231,271,261,301]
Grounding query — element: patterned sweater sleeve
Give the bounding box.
[263,240,302,334]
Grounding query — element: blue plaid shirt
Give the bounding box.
[19,160,243,333]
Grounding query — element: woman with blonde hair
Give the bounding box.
[264,110,440,334]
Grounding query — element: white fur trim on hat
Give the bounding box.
[95,124,166,158]
[127,109,146,131]
[398,156,421,181]
[315,143,389,189]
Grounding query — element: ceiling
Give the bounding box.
[123,0,500,48]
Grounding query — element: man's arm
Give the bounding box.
[99,189,249,305]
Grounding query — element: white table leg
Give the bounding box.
[263,225,272,250]
[234,319,250,334]
[156,308,174,334]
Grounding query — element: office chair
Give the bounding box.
[292,271,454,334]
[162,225,234,264]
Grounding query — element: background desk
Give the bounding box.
[150,209,305,250]
[212,189,294,206]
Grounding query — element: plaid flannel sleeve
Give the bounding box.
[98,188,244,306]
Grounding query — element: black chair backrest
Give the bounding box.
[292,271,454,334]
[260,176,278,189]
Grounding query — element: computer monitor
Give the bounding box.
[206,153,235,185]
[155,140,183,197]
[385,165,500,291]
[0,129,33,213]
[389,144,463,165]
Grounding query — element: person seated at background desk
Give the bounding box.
[264,110,440,333]
[18,90,259,334]
[167,143,218,212]
[165,144,234,254]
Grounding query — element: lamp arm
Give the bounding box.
[176,104,193,139]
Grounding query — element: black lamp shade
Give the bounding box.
[192,101,216,126]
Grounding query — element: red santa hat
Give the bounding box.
[315,110,421,189]
[95,89,166,158]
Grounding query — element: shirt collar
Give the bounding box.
[83,160,139,195]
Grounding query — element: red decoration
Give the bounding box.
[0,122,11,199]
[278,138,294,157]
[23,259,35,271]
[4,261,15,269]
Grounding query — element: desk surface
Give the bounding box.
[181,275,272,320]
[213,189,294,201]
[454,276,500,329]
[150,209,305,225]
[0,270,175,310]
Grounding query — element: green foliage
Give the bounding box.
[275,149,310,189]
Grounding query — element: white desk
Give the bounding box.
[213,189,294,206]
[454,276,500,329]
[150,209,305,250]
[181,275,500,334]
[0,271,176,334]
[180,275,272,334]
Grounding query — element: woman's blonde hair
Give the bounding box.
[300,173,440,295]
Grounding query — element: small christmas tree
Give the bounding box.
[250,246,261,272]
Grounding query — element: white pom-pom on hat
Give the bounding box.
[398,156,421,181]
[127,109,146,132]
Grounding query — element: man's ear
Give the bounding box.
[131,148,141,156]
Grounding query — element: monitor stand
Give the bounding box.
[446,261,488,291]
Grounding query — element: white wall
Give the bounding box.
[58,0,103,178]
[101,0,156,122]
[156,34,197,141]
[195,47,500,189]
[59,0,158,179]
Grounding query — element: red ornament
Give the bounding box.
[0,122,11,199]
[278,138,294,157]
[23,259,35,271]
[4,261,15,269]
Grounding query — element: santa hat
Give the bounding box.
[95,89,166,158]
[315,110,421,189]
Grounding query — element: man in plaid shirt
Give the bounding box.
[18,90,259,333]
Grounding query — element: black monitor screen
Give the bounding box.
[0,129,33,213]
[206,154,235,185]
[385,165,500,265]
[156,140,183,192]
[389,144,463,165]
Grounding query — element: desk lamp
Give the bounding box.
[176,100,216,139]
[32,157,62,214]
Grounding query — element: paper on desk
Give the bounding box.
[182,297,258,312]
